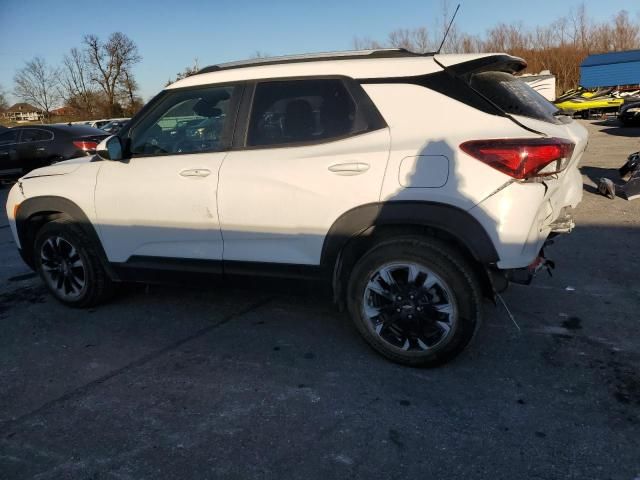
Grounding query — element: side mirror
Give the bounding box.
[96,135,123,161]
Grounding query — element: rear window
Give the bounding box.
[470,71,559,123]
[20,129,53,143]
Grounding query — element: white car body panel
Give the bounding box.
[219,129,391,265]
[470,116,588,268]
[5,157,101,250]
[363,83,539,210]
[94,152,227,262]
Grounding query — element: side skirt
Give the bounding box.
[110,256,326,285]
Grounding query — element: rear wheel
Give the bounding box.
[34,217,113,307]
[347,236,481,367]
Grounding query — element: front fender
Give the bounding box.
[15,196,115,278]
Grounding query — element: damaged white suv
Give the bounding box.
[5,49,587,366]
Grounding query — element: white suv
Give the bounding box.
[5,49,587,366]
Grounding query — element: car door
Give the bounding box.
[17,128,55,170]
[0,129,20,176]
[94,83,241,264]
[218,78,390,267]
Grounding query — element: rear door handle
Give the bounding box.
[328,162,370,176]
[180,168,211,178]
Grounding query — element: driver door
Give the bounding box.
[94,84,241,265]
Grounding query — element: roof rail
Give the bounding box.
[196,48,431,74]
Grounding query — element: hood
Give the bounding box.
[22,155,94,179]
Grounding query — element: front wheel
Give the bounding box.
[346,237,482,367]
[34,217,113,307]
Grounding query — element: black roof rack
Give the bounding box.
[196,48,431,75]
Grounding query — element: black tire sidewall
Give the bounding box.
[347,238,480,367]
[34,220,101,307]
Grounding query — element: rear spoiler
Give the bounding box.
[434,54,527,79]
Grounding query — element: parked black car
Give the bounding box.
[618,101,640,126]
[0,125,108,178]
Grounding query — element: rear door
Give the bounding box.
[0,129,20,176]
[218,77,390,267]
[16,128,54,169]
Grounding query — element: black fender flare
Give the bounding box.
[15,195,116,278]
[320,201,499,270]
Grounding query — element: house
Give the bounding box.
[51,106,79,117]
[580,50,640,88]
[2,103,44,122]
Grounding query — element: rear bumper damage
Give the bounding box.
[504,241,556,286]
[491,205,576,290]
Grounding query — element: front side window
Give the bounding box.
[247,79,363,147]
[20,129,53,143]
[130,85,236,156]
[0,130,19,146]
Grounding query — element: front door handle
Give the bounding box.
[328,162,370,176]
[179,168,211,178]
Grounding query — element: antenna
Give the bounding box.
[437,3,461,54]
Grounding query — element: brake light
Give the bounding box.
[460,138,575,180]
[73,140,98,151]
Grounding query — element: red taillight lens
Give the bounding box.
[460,138,575,180]
[73,140,98,151]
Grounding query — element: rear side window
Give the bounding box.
[0,130,19,145]
[20,129,53,143]
[470,71,559,123]
[247,79,371,147]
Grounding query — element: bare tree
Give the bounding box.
[353,5,640,95]
[84,32,141,116]
[0,85,8,111]
[570,3,590,49]
[387,28,435,53]
[58,47,96,116]
[611,10,639,50]
[352,36,383,50]
[250,51,270,59]
[164,59,200,87]
[119,69,144,115]
[13,57,60,119]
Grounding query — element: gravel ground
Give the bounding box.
[0,119,638,480]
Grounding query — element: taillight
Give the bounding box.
[460,138,575,180]
[73,140,98,152]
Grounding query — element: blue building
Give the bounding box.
[580,50,640,88]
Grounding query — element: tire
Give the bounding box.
[346,236,482,367]
[34,217,113,308]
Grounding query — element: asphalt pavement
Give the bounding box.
[0,120,638,479]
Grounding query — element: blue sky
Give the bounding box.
[1,0,639,104]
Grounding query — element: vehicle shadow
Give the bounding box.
[599,126,640,137]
